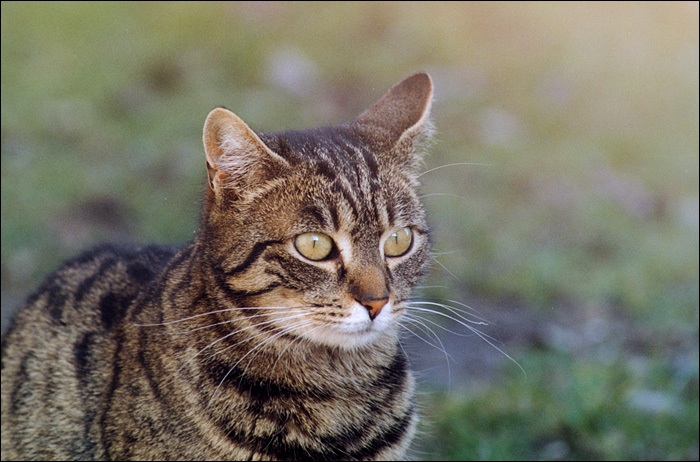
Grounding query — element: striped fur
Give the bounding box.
[1,73,434,460]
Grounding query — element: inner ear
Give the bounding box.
[354,72,434,149]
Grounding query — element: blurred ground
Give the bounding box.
[2,2,698,460]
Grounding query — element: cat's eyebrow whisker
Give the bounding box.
[418,192,469,201]
[428,250,462,256]
[430,259,460,280]
[417,162,494,178]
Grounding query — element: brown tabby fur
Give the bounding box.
[1,73,434,460]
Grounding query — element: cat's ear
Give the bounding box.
[354,72,434,152]
[203,107,288,198]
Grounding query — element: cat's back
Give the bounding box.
[1,244,177,460]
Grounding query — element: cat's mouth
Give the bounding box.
[248,290,397,349]
[290,300,396,349]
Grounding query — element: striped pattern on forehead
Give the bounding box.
[259,126,411,232]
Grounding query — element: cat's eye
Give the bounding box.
[294,232,335,261]
[384,227,413,257]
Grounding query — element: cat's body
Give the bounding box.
[1,73,434,460]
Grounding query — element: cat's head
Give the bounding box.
[200,73,433,350]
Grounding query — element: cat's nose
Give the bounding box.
[359,298,389,321]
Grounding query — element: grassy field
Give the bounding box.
[2,2,698,459]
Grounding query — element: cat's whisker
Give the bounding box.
[400,317,453,361]
[408,300,490,325]
[406,305,493,339]
[176,311,313,375]
[240,319,318,373]
[407,303,525,376]
[193,322,313,401]
[208,318,317,406]
[202,315,313,366]
[417,162,493,178]
[151,307,312,336]
[400,315,444,349]
[444,298,493,322]
[268,323,326,373]
[404,309,477,338]
[428,250,463,256]
[399,317,453,384]
[414,284,448,290]
[134,304,298,327]
[430,259,460,280]
[418,192,469,201]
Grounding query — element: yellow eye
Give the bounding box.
[384,227,413,257]
[294,233,334,261]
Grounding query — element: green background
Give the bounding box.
[2,2,697,459]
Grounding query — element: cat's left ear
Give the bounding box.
[203,107,288,200]
[354,72,434,155]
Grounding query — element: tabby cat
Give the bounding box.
[1,72,434,460]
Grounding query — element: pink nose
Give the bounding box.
[360,298,389,321]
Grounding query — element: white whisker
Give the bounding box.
[428,250,463,256]
[268,323,325,373]
[418,162,493,178]
[431,259,460,280]
[408,300,490,325]
[407,303,525,376]
[401,317,453,361]
[400,316,453,383]
[176,310,312,376]
[414,285,448,291]
[158,307,311,336]
[418,193,469,201]
[405,309,478,338]
[209,318,317,406]
[134,304,298,327]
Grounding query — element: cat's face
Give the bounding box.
[201,74,433,350]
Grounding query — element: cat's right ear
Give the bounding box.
[203,107,288,199]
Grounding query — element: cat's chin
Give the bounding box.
[303,328,395,351]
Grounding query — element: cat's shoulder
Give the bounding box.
[4,243,179,340]
[34,243,179,296]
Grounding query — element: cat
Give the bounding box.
[1,72,434,460]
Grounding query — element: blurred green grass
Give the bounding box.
[421,350,698,460]
[2,2,698,460]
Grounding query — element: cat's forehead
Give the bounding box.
[259,126,374,172]
[255,127,424,236]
